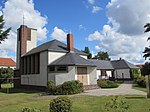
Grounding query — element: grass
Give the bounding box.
[132,83,147,92]
[0,85,150,112]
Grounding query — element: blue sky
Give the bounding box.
[0,0,150,64]
[34,0,109,50]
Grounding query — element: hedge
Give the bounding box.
[97,80,119,88]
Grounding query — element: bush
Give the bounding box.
[20,107,41,112]
[97,80,119,88]
[47,80,56,94]
[61,80,83,95]
[133,74,146,88]
[50,96,72,112]
[47,80,83,95]
[136,76,146,88]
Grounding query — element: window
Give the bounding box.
[57,66,67,72]
[21,53,40,75]
[48,66,68,73]
[101,70,106,76]
[49,66,55,72]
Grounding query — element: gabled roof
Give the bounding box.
[23,39,87,56]
[49,52,95,66]
[89,59,114,70]
[0,58,16,67]
[111,59,139,69]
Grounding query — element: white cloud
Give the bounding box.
[88,0,150,64]
[92,6,101,13]
[88,31,103,41]
[0,0,48,57]
[51,27,67,41]
[88,0,95,4]
[107,0,150,36]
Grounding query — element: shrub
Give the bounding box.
[97,80,119,88]
[136,76,146,88]
[61,80,83,95]
[50,96,72,112]
[20,107,41,112]
[47,80,83,95]
[47,80,56,94]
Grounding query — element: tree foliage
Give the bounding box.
[143,23,150,60]
[0,67,13,89]
[83,47,92,59]
[0,15,11,44]
[93,51,111,60]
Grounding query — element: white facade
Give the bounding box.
[26,30,37,52]
[114,69,131,79]
[48,51,66,64]
[0,66,16,69]
[21,50,97,86]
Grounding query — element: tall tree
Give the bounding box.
[0,15,11,44]
[83,47,92,59]
[93,51,111,60]
[143,23,150,98]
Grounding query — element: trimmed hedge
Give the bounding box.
[97,80,119,88]
[47,80,83,95]
[50,96,72,112]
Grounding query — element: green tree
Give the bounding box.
[0,68,13,89]
[83,47,92,59]
[0,15,11,44]
[93,51,111,60]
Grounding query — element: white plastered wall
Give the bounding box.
[27,30,37,52]
[48,51,66,64]
[87,67,97,85]
[114,69,130,79]
[48,66,76,85]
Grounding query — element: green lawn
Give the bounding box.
[0,85,150,112]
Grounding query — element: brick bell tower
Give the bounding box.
[14,25,37,88]
[16,25,37,69]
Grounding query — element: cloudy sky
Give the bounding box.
[0,0,149,64]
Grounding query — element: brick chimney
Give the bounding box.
[67,34,74,52]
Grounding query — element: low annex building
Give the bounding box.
[0,58,16,69]
[14,25,97,88]
[90,59,139,80]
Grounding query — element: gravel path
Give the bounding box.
[80,81,147,96]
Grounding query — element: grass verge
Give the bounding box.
[0,87,150,112]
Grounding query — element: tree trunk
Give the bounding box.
[146,75,150,98]
[0,84,1,89]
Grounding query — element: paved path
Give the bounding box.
[80,81,146,96]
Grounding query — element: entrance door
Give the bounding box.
[77,67,88,85]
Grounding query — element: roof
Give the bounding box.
[49,52,95,66]
[111,59,139,69]
[136,64,144,68]
[0,58,16,67]
[23,39,87,56]
[89,59,114,70]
